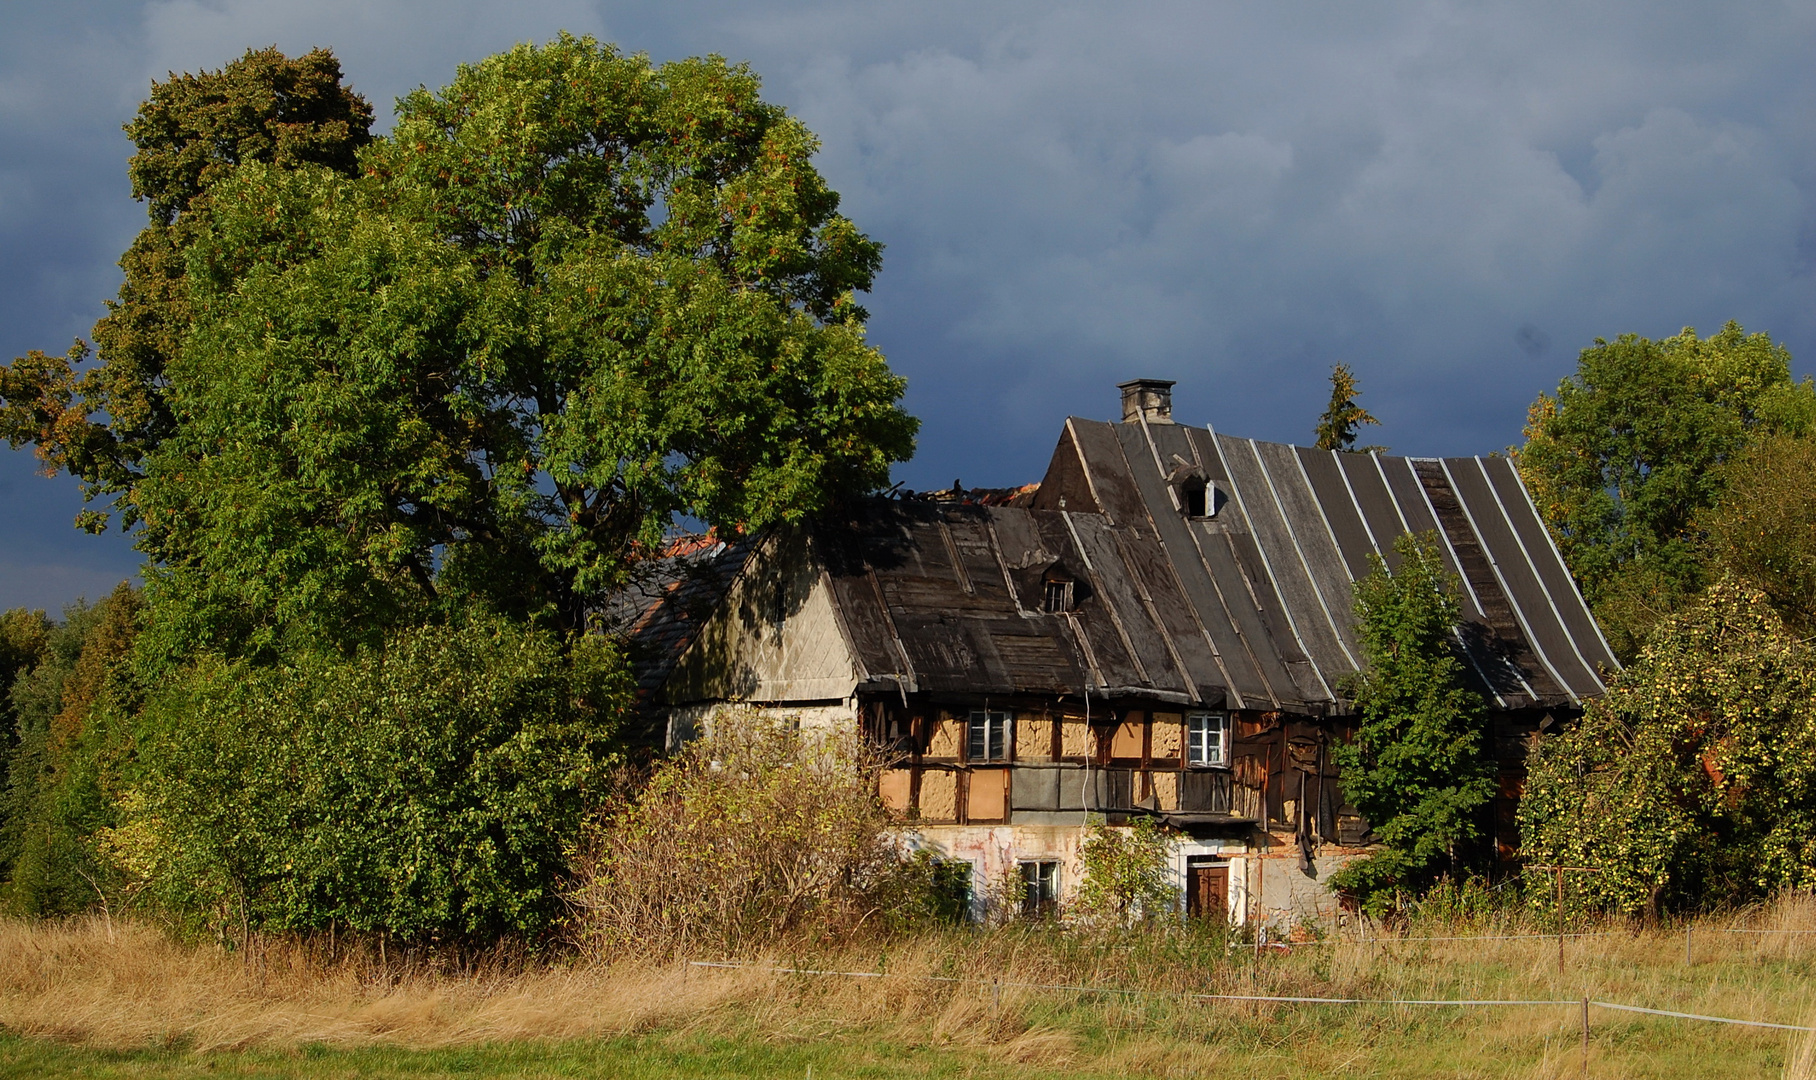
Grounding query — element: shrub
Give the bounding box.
[1073,817,1175,926]
[0,584,140,917]
[568,710,958,957]
[118,616,627,946]
[1520,576,1816,918]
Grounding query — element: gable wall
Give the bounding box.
[665,529,861,705]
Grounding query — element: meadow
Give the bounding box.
[6,897,1816,1079]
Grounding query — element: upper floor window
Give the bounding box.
[1187,712,1230,767]
[968,709,1011,762]
[1043,579,1074,613]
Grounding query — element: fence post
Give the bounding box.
[1685,925,1692,967]
[1580,996,1590,1077]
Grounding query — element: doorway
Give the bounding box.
[1186,858,1229,921]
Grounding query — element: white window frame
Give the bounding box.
[1019,859,1059,915]
[1187,711,1230,768]
[967,709,1011,762]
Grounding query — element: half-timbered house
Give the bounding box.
[646,380,1616,925]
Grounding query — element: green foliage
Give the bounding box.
[1330,533,1494,913]
[1702,433,1816,635]
[1518,322,1815,658]
[1073,817,1175,925]
[121,616,627,944]
[1520,577,1816,917]
[0,48,373,532]
[0,38,918,947]
[570,710,943,956]
[0,585,141,916]
[130,34,917,655]
[1313,363,1383,453]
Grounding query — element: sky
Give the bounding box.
[1,1,1812,612]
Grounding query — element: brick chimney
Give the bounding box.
[1118,378,1176,423]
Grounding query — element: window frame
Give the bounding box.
[1019,859,1059,916]
[967,709,1011,762]
[1043,578,1074,613]
[1186,711,1230,768]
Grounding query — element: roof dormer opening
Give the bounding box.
[1044,578,1075,613]
[1180,477,1208,518]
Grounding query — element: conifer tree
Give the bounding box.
[1330,532,1494,913]
[1313,363,1383,453]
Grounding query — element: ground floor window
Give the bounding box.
[1019,860,1059,916]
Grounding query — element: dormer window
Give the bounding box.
[1044,578,1074,613]
[1166,456,1216,518]
[1180,478,1208,518]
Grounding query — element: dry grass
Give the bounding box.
[6,898,1816,1076]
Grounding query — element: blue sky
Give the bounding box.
[2,1,1812,612]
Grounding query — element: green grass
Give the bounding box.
[0,1012,1795,1080]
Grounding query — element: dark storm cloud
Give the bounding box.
[2,1,1812,608]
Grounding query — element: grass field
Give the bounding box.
[5,900,1816,1078]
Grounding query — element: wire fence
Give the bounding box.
[688,960,1816,1034]
[1231,930,1625,948]
[1229,925,1816,949]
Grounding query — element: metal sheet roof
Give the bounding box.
[812,416,1615,713]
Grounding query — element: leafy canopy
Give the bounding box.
[1520,577,1816,917]
[1518,322,1815,658]
[0,47,373,533]
[1330,532,1494,912]
[1701,433,1816,636]
[131,34,917,656]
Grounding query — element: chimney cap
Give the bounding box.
[1117,378,1176,423]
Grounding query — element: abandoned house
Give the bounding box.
[634,379,1617,926]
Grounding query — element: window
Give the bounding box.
[968,709,1011,762]
[1020,860,1059,916]
[1043,578,1074,613]
[1187,712,1229,767]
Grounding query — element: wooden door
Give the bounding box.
[1187,864,1228,921]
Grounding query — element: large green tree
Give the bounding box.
[0,38,918,944]
[0,47,373,533]
[134,34,916,655]
[1330,533,1495,913]
[1518,323,1815,658]
[1701,433,1816,636]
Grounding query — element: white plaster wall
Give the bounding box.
[1235,849,1366,932]
[1169,837,1248,921]
[666,531,861,705]
[665,699,859,751]
[903,824,1089,920]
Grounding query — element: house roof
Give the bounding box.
[604,533,753,710]
[810,416,1615,713]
